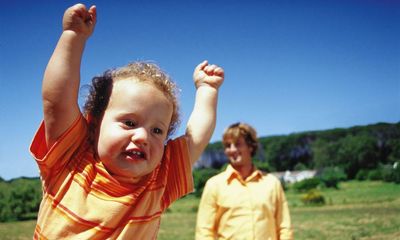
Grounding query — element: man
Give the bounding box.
[195,123,293,240]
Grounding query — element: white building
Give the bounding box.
[272,170,317,183]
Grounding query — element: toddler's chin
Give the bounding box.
[112,174,145,184]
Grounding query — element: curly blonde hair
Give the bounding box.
[83,61,180,141]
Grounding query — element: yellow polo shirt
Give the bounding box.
[30,114,193,239]
[196,165,293,240]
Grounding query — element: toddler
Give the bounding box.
[30,3,224,239]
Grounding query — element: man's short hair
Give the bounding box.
[222,122,258,157]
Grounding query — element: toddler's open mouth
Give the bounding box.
[124,149,146,160]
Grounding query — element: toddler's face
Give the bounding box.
[96,78,173,182]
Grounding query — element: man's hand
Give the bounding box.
[193,60,224,90]
[63,3,97,38]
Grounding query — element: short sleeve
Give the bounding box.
[29,114,88,179]
[161,136,194,207]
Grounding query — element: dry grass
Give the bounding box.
[0,220,35,240]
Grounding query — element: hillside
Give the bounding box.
[197,122,400,179]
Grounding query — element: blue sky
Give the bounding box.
[1,0,399,180]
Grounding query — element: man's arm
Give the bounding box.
[276,182,294,240]
[42,4,96,147]
[195,180,218,240]
[185,60,224,165]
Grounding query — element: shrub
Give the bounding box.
[382,162,400,184]
[292,178,321,192]
[193,168,220,197]
[356,168,384,181]
[254,161,270,172]
[301,189,325,205]
[294,163,308,171]
[320,167,347,189]
[367,169,382,181]
[356,169,369,181]
[393,165,400,184]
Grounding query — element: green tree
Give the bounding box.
[319,167,346,188]
[9,178,41,221]
[193,168,220,197]
[264,134,313,171]
[312,139,341,169]
[388,139,400,163]
[0,183,12,222]
[337,135,379,179]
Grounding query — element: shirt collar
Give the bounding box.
[225,164,263,184]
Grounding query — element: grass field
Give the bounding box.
[1,181,399,240]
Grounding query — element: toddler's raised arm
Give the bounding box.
[42,4,96,147]
[185,60,224,165]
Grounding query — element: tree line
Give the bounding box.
[0,177,41,222]
[205,122,400,181]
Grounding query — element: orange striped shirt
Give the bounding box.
[30,114,193,239]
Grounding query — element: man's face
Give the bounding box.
[224,136,253,168]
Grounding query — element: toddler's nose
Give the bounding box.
[227,143,237,152]
[131,127,148,145]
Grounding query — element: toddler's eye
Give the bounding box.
[124,120,136,128]
[224,142,233,148]
[153,128,163,135]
